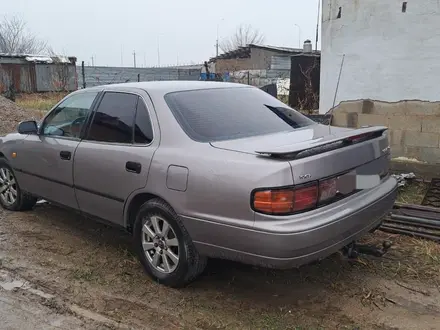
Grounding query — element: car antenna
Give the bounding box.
[328,53,345,134]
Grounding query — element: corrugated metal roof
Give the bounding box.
[248,44,303,53]
[249,44,321,54]
[0,53,76,64]
[210,44,321,62]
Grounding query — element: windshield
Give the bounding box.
[164,87,314,142]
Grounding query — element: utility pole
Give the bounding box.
[81,61,86,88]
[120,45,123,66]
[216,18,224,57]
[91,56,94,67]
[157,37,161,67]
[315,0,321,51]
[133,50,136,68]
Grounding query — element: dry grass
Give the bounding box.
[360,231,440,283]
[370,179,440,283]
[396,180,429,205]
[15,92,67,112]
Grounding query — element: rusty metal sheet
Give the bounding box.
[35,64,77,92]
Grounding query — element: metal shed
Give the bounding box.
[0,54,77,93]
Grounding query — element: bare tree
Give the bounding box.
[220,24,265,53]
[297,58,320,113]
[0,16,49,54]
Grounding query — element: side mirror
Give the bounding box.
[17,120,38,135]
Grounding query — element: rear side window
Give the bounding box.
[164,87,314,142]
[134,98,154,144]
[87,92,138,144]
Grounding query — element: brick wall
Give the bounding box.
[331,100,440,164]
[214,58,253,74]
[215,48,287,74]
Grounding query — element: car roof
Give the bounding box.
[81,80,251,96]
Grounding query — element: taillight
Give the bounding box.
[319,178,338,203]
[253,184,318,215]
[345,132,375,144]
[295,185,319,210]
[252,173,358,215]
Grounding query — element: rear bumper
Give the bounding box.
[184,177,398,269]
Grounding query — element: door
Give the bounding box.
[73,91,157,225]
[13,91,99,209]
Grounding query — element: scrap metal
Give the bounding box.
[421,178,440,208]
[380,203,440,242]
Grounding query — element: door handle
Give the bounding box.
[126,161,142,174]
[60,151,71,160]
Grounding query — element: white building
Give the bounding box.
[319,0,440,114]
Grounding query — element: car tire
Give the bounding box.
[0,158,37,211]
[133,198,207,288]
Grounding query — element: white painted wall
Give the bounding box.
[319,0,440,114]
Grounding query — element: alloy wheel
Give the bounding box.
[0,167,17,206]
[142,215,180,274]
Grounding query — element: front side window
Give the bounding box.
[42,92,98,138]
[164,87,314,142]
[86,92,138,144]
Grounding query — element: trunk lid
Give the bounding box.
[210,124,390,184]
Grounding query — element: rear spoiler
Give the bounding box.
[255,126,387,158]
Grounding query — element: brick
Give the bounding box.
[390,145,405,158]
[422,117,440,133]
[361,100,375,114]
[388,116,422,131]
[330,112,359,128]
[334,100,363,114]
[331,113,347,127]
[404,146,422,160]
[420,147,440,164]
[373,101,406,115]
[389,129,403,146]
[405,146,440,164]
[357,114,389,127]
[346,112,358,128]
[403,131,439,148]
[404,101,440,116]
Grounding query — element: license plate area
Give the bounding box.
[336,171,357,195]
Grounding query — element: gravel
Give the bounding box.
[0,96,41,136]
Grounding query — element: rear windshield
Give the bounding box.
[164,87,314,142]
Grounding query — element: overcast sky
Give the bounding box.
[4,0,321,67]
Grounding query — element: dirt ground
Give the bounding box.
[1,97,439,329]
[0,96,44,136]
[0,195,439,329]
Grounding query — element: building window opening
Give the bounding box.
[402,2,407,13]
[337,7,342,19]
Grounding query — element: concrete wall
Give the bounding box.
[77,66,201,88]
[249,48,285,70]
[320,0,440,114]
[215,48,288,73]
[331,100,440,164]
